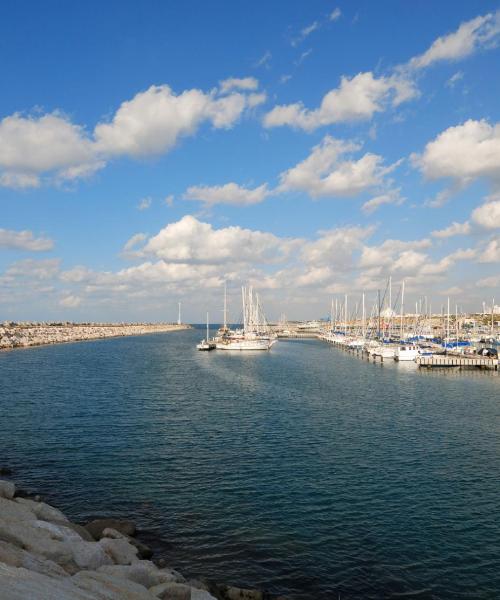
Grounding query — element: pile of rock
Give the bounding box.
[0,323,189,349]
[0,478,279,600]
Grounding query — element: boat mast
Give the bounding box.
[389,276,392,339]
[206,311,209,342]
[362,292,365,339]
[492,297,495,337]
[242,286,247,332]
[455,304,458,350]
[344,294,348,336]
[446,297,450,347]
[223,282,227,330]
[401,279,405,342]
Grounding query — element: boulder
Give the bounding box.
[100,537,139,565]
[72,570,157,599]
[0,468,13,476]
[219,586,264,600]
[128,537,154,560]
[15,498,69,523]
[85,518,136,540]
[0,497,37,523]
[102,528,127,540]
[98,562,179,589]
[0,480,15,500]
[191,591,219,600]
[149,582,191,600]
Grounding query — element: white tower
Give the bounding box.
[177,302,181,325]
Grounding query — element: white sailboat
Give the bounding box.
[216,285,275,351]
[197,312,215,351]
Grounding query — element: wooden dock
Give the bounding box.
[417,355,498,370]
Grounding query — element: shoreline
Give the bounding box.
[0,323,192,351]
[0,472,286,600]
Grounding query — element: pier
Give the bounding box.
[416,355,498,370]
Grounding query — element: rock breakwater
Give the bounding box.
[0,477,284,600]
[0,322,190,350]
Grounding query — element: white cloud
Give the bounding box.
[139,215,296,265]
[164,194,174,207]
[362,190,404,214]
[4,258,61,280]
[219,77,259,93]
[292,21,320,46]
[476,237,500,263]
[0,113,101,188]
[329,8,341,22]
[414,119,500,184]
[254,51,272,69]
[431,221,471,238]
[94,85,251,158]
[59,294,81,308]
[122,233,148,254]
[471,199,500,229]
[263,72,417,131]
[359,239,432,270]
[301,225,373,269]
[278,135,396,198]
[409,12,500,70]
[183,182,270,206]
[0,228,54,251]
[446,71,464,88]
[137,197,152,211]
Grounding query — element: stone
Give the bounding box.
[72,570,157,599]
[51,519,94,542]
[191,591,218,600]
[98,562,178,589]
[15,498,69,523]
[85,518,137,540]
[100,537,139,565]
[102,527,127,539]
[149,582,191,600]
[67,539,113,570]
[0,496,36,523]
[221,586,264,600]
[0,480,15,500]
[0,468,13,476]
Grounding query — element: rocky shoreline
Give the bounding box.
[0,473,285,600]
[0,323,191,350]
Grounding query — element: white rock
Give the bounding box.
[100,537,139,565]
[0,480,15,500]
[0,497,36,523]
[16,498,69,523]
[73,570,157,599]
[149,582,191,599]
[68,540,113,570]
[98,562,177,589]
[102,527,127,540]
[0,562,93,600]
[191,591,218,600]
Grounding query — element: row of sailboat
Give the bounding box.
[197,285,277,351]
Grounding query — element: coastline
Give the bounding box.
[0,472,285,600]
[0,323,192,351]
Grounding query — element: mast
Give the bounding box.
[177,302,181,326]
[223,282,227,329]
[344,294,348,336]
[492,298,495,336]
[446,297,450,350]
[378,289,381,340]
[206,311,209,342]
[400,279,405,342]
[242,286,247,332]
[455,304,459,350]
[362,292,365,339]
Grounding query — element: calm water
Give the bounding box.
[0,329,499,599]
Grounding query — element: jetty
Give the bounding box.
[416,355,498,370]
[0,322,190,350]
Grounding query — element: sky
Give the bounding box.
[1,0,500,323]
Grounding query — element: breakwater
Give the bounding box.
[0,475,279,600]
[0,322,190,349]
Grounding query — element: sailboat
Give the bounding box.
[197,312,215,351]
[216,285,275,351]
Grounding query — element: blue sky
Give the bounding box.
[1,0,499,322]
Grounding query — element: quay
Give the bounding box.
[416,355,498,370]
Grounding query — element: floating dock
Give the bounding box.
[416,355,498,370]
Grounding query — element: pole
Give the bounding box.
[223,282,227,329]
[400,279,405,342]
[345,294,348,336]
[378,290,381,340]
[178,302,181,325]
[362,292,365,339]
[446,297,450,352]
[206,311,209,342]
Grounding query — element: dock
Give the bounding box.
[416,355,498,370]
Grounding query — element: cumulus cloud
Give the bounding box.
[0,82,260,189]
[362,190,404,214]
[471,199,500,229]
[278,135,396,198]
[219,77,259,93]
[431,221,471,238]
[0,113,102,188]
[139,215,296,265]
[476,237,500,263]
[4,258,61,280]
[300,225,374,269]
[0,228,54,251]
[183,182,270,206]
[359,239,432,270]
[409,11,500,70]
[59,294,81,308]
[413,119,500,184]
[263,72,417,131]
